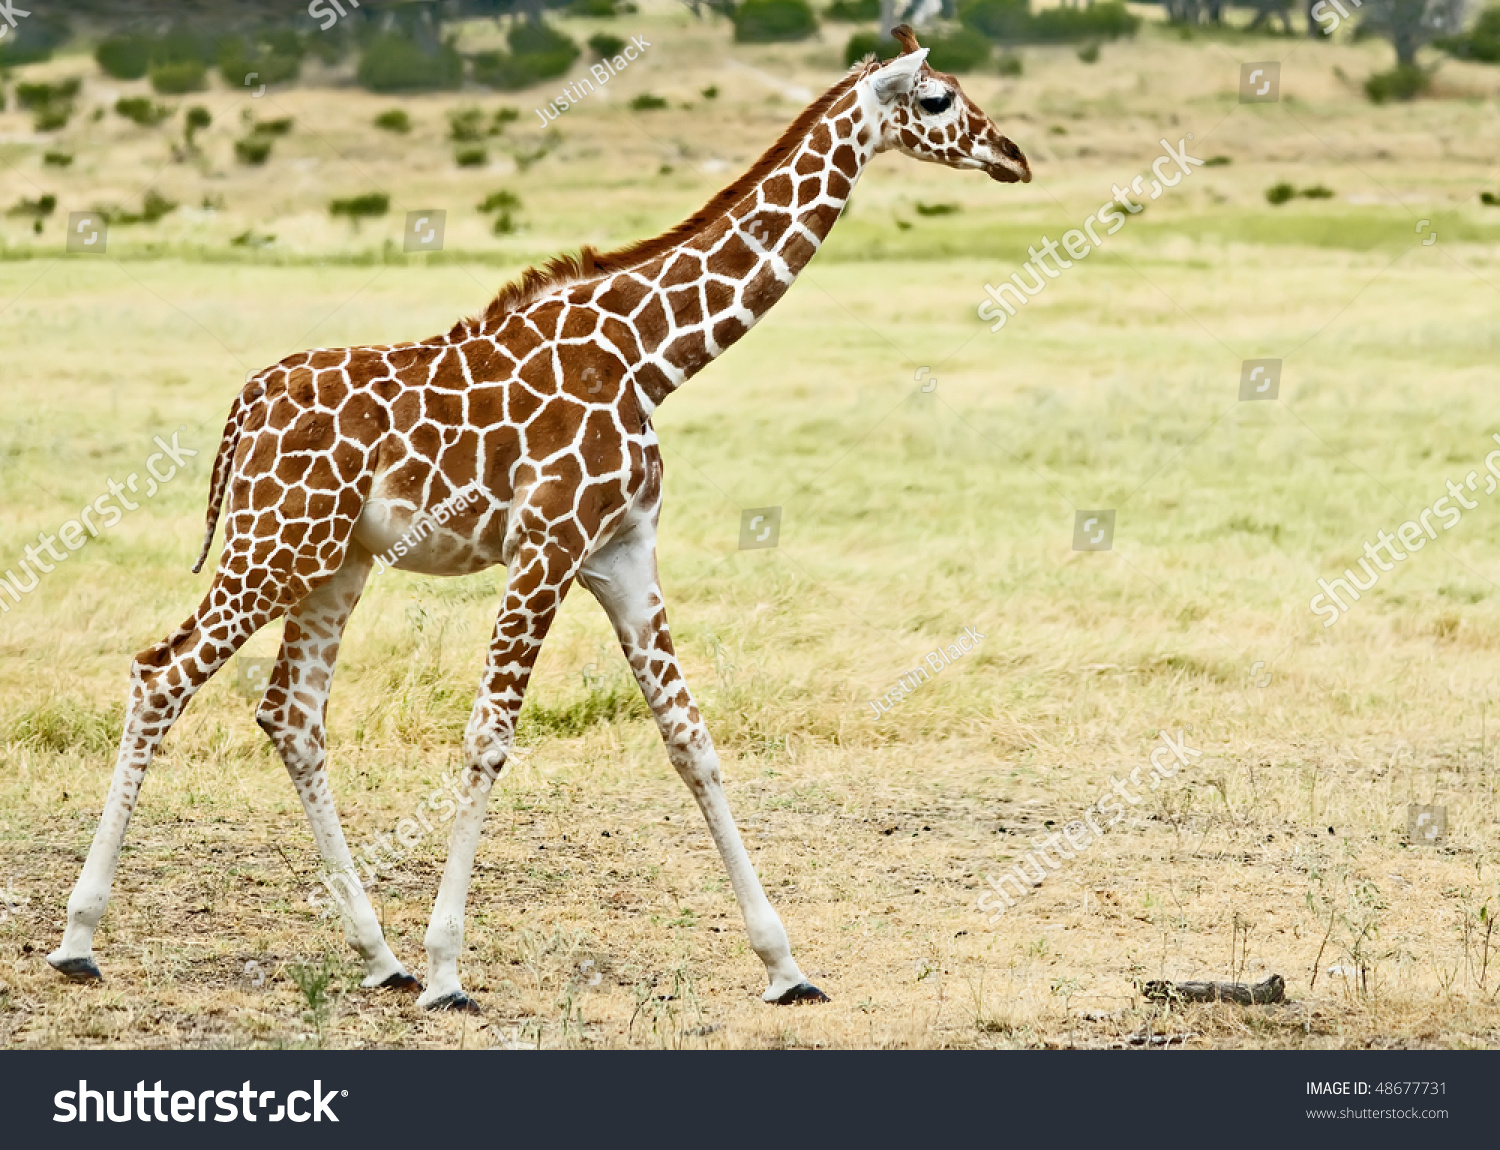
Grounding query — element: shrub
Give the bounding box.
[252,117,294,137]
[234,136,273,165]
[7,193,57,218]
[43,151,73,167]
[630,92,669,110]
[115,96,172,127]
[997,52,1024,75]
[702,84,720,98]
[374,108,412,133]
[34,105,73,132]
[449,107,486,141]
[914,201,960,215]
[589,32,627,58]
[1364,63,1430,102]
[570,0,637,13]
[1437,4,1500,61]
[1482,191,1500,206]
[1203,154,1231,166]
[455,146,488,167]
[926,27,993,71]
[734,0,820,43]
[959,0,1031,40]
[150,60,206,94]
[470,21,581,91]
[961,0,1137,42]
[1301,184,1334,199]
[845,31,900,66]
[96,32,152,80]
[825,0,880,19]
[217,34,303,89]
[356,35,463,92]
[1077,40,1100,62]
[478,190,522,213]
[184,105,212,144]
[329,192,390,221]
[16,79,80,109]
[0,12,68,67]
[1028,2,1138,42]
[1265,182,1295,205]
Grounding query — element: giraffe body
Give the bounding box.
[49,34,1029,1009]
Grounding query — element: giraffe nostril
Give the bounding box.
[997,137,1023,162]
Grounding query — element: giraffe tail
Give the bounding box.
[192,391,245,574]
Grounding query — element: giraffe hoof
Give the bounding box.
[376,971,423,993]
[770,982,829,1005]
[423,991,481,1013]
[48,955,103,983]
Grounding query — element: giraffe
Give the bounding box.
[48,27,1030,1011]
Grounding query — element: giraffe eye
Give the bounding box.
[919,94,953,115]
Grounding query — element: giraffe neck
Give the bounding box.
[604,72,882,410]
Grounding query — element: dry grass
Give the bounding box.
[3,9,1500,1048]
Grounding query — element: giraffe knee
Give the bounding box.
[257,709,325,774]
[669,732,721,789]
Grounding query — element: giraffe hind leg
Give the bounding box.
[48,578,286,979]
[254,542,418,991]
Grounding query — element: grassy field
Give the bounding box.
[3,7,1500,1048]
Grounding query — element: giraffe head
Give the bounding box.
[865,25,1031,185]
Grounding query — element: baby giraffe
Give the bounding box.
[49,27,1030,1010]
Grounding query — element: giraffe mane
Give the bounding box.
[455,60,881,338]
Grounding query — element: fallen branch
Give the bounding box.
[1142,973,1285,1005]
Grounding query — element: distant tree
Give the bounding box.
[1360,0,1468,64]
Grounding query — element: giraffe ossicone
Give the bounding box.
[48,28,1030,1011]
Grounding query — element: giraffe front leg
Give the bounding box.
[417,541,576,1012]
[581,519,828,1005]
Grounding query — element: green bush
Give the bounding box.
[329,192,390,221]
[569,0,637,13]
[115,97,172,127]
[16,79,80,109]
[470,21,580,91]
[735,0,820,43]
[960,0,1137,43]
[825,0,880,19]
[184,105,212,144]
[845,31,900,66]
[1027,2,1138,42]
[0,13,68,67]
[449,107,486,141]
[96,32,152,80]
[997,52,1024,75]
[1437,4,1500,62]
[589,32,627,58]
[478,190,522,214]
[356,35,463,92]
[1482,191,1500,206]
[1364,63,1430,102]
[252,117,294,137]
[1265,182,1295,205]
[43,151,74,167]
[455,146,488,167]
[926,27,993,71]
[1077,40,1100,62]
[7,193,57,218]
[217,34,303,89]
[959,0,1031,40]
[374,108,412,133]
[150,60,206,94]
[234,136,273,165]
[1301,184,1334,199]
[630,92,669,110]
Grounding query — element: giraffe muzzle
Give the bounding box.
[987,136,1031,184]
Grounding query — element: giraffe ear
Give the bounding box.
[870,48,929,105]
